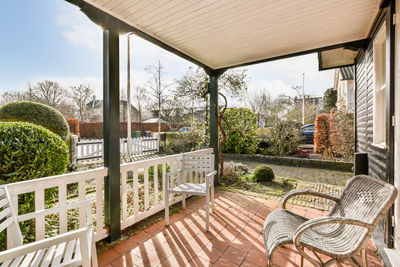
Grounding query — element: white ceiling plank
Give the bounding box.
[81,0,381,69]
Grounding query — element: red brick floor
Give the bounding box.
[98,191,384,267]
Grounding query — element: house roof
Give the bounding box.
[70,0,380,70]
[340,67,354,80]
[143,118,168,124]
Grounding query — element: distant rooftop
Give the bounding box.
[143,118,168,124]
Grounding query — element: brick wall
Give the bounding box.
[79,122,184,138]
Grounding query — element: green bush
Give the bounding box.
[166,131,204,153]
[261,121,302,156]
[253,165,275,182]
[0,122,69,184]
[221,108,259,154]
[0,101,69,139]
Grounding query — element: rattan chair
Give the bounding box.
[263,175,397,267]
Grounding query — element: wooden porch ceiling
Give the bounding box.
[68,0,380,70]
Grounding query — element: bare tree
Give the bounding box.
[0,91,29,105]
[175,67,206,124]
[133,86,148,123]
[29,81,67,108]
[145,60,172,135]
[69,84,94,122]
[247,88,272,127]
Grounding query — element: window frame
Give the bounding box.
[372,21,387,148]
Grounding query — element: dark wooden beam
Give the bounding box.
[219,39,369,71]
[205,69,226,182]
[103,29,121,242]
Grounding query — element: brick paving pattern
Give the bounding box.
[98,190,383,267]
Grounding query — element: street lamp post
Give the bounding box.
[302,73,305,125]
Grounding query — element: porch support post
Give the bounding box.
[205,68,226,184]
[209,74,219,180]
[103,29,121,242]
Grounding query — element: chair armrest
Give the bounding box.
[281,190,340,209]
[206,171,217,185]
[0,227,90,262]
[293,216,372,249]
[206,171,217,178]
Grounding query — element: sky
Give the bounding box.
[0,0,334,105]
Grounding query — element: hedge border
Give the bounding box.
[223,153,354,172]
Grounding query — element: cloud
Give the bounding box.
[57,6,102,52]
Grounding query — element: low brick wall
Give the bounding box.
[224,153,354,172]
[79,122,184,139]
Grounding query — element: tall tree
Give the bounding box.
[0,91,29,105]
[175,67,207,124]
[69,84,94,122]
[145,60,172,135]
[323,87,337,113]
[29,81,67,108]
[176,67,248,178]
[247,88,272,127]
[133,86,148,123]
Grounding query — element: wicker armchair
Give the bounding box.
[263,175,397,267]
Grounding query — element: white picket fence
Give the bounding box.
[76,137,159,161]
[4,149,213,248]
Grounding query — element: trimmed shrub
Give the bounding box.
[66,118,80,136]
[0,122,69,184]
[314,111,354,158]
[253,165,275,182]
[0,101,69,139]
[329,110,354,158]
[222,108,259,154]
[314,114,331,153]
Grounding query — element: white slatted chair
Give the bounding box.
[165,153,216,231]
[0,186,98,267]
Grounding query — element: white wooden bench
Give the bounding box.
[0,186,98,267]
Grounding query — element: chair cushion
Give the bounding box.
[169,183,207,195]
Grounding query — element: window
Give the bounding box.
[373,22,387,147]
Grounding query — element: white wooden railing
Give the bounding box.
[120,148,213,230]
[76,137,159,161]
[3,149,213,247]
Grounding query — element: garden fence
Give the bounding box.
[75,137,159,162]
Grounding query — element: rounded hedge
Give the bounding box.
[253,165,275,182]
[0,101,69,139]
[0,122,69,184]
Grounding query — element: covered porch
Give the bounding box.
[2,0,395,266]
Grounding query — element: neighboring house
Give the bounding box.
[293,95,323,110]
[83,97,139,122]
[334,66,355,112]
